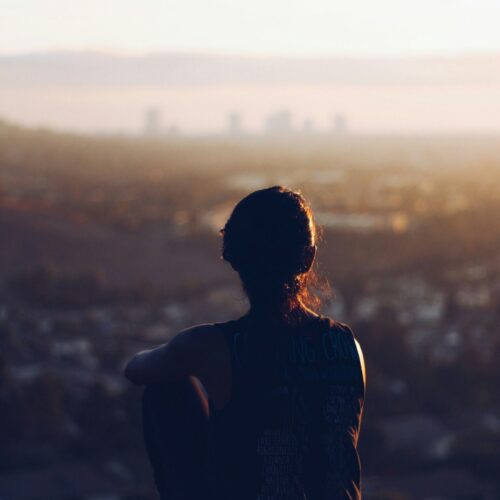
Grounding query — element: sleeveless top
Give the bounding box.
[206,314,365,500]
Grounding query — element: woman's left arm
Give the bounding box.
[124,324,213,385]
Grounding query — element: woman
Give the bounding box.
[125,186,366,499]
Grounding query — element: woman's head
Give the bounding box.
[220,186,323,318]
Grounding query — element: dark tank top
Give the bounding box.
[207,314,365,500]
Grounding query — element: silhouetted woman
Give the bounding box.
[125,186,366,499]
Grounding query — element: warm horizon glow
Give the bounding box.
[3,0,500,134]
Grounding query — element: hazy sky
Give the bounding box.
[3,0,500,56]
[3,1,500,134]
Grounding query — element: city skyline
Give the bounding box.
[142,107,348,137]
[2,51,500,134]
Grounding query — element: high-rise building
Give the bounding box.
[265,110,293,135]
[302,118,315,134]
[144,107,161,137]
[333,113,348,134]
[227,111,243,135]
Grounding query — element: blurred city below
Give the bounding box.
[1,115,500,499]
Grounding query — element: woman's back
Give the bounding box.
[208,313,365,500]
[125,186,367,499]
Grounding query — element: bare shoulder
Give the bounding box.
[354,338,366,387]
[173,322,219,343]
[170,322,229,372]
[171,322,224,352]
[331,320,366,387]
[124,322,224,385]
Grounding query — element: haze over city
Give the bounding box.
[2,0,500,134]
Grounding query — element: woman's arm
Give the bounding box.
[124,323,214,385]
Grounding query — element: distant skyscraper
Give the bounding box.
[302,118,315,134]
[265,109,293,135]
[333,113,348,134]
[167,125,179,136]
[227,111,243,135]
[144,107,161,136]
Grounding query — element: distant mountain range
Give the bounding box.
[1,51,500,87]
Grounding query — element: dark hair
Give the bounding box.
[220,186,326,320]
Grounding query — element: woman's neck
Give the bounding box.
[246,300,320,327]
